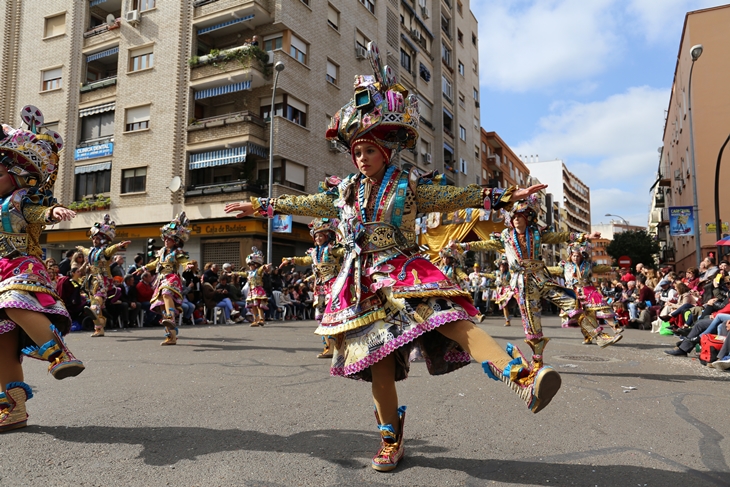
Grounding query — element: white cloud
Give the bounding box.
[513,86,669,223]
[475,0,620,92]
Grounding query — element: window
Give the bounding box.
[457,1,463,15]
[472,59,477,72]
[284,161,306,191]
[122,167,147,193]
[458,92,465,109]
[327,4,339,30]
[80,111,114,142]
[474,116,479,129]
[129,45,153,72]
[460,158,467,175]
[261,95,307,127]
[457,29,463,44]
[459,125,466,140]
[42,67,62,91]
[443,108,453,133]
[442,76,452,100]
[125,105,150,132]
[133,0,156,10]
[400,48,411,73]
[472,32,477,46]
[419,63,431,82]
[300,0,310,5]
[75,167,111,201]
[44,13,66,38]
[475,145,480,159]
[263,35,283,52]
[359,0,375,14]
[441,44,451,66]
[326,59,338,85]
[289,34,307,65]
[473,87,479,100]
[458,61,464,76]
[356,30,370,52]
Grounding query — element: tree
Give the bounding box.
[606,230,660,271]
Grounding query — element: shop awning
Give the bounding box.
[189,143,268,170]
[194,80,251,100]
[79,102,115,117]
[197,15,255,35]
[74,161,111,174]
[86,46,119,62]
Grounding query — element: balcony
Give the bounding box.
[80,77,117,104]
[193,0,273,26]
[187,110,267,146]
[83,19,121,49]
[190,45,270,96]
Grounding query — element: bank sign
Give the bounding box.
[75,142,114,161]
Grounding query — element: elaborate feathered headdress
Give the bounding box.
[0,105,63,193]
[439,246,463,264]
[568,240,590,256]
[494,254,508,267]
[502,195,541,228]
[246,246,264,266]
[90,214,116,242]
[161,212,190,243]
[325,42,419,165]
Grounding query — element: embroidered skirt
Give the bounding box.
[150,272,183,316]
[246,286,268,309]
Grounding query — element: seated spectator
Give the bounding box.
[288,285,304,319]
[58,249,75,278]
[193,302,207,325]
[110,254,125,278]
[105,278,129,327]
[127,254,145,283]
[120,274,142,327]
[656,279,677,315]
[660,281,698,322]
[708,320,730,369]
[180,282,195,325]
[279,286,295,319]
[665,313,729,356]
[136,272,158,326]
[612,302,629,329]
[57,265,87,324]
[627,302,652,330]
[203,276,235,324]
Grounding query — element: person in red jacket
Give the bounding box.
[135,272,155,326]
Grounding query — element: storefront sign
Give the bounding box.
[74,142,114,161]
[272,215,293,233]
[705,222,729,233]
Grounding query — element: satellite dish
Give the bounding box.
[168,176,181,192]
[106,13,116,25]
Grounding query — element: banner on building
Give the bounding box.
[705,222,729,234]
[669,206,694,237]
[272,214,292,233]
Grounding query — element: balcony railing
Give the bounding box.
[185,179,262,197]
[80,76,117,93]
[187,111,267,145]
[83,19,121,39]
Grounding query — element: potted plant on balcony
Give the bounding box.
[94,194,111,211]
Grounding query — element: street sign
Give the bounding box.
[618,255,632,268]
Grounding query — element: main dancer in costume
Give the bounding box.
[281,217,345,358]
[451,196,621,368]
[0,106,84,432]
[552,242,621,340]
[487,255,516,327]
[245,247,272,327]
[225,42,559,473]
[135,213,190,345]
[77,214,130,337]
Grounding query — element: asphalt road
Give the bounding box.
[2,315,729,487]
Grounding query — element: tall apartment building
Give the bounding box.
[0,0,481,266]
[649,4,730,271]
[526,158,591,234]
[479,130,529,188]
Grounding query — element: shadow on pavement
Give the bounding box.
[26,425,727,485]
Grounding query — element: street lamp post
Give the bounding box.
[714,132,730,259]
[687,44,703,268]
[605,213,629,228]
[267,61,285,263]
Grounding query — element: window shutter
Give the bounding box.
[126,105,150,124]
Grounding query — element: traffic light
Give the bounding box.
[146,238,156,259]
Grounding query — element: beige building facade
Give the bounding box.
[0,0,481,266]
[650,4,730,271]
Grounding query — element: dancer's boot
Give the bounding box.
[21,325,85,379]
[371,405,406,472]
[161,326,177,346]
[578,312,621,348]
[0,382,33,432]
[482,343,561,414]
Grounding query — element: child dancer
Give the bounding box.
[136,213,190,345]
[437,247,469,287]
[489,255,516,326]
[77,214,130,337]
[452,197,619,368]
[281,217,345,358]
[225,43,557,472]
[245,247,272,327]
[0,106,84,432]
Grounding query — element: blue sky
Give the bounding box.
[472,0,726,227]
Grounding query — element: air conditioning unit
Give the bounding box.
[418,0,426,7]
[125,9,140,24]
[355,45,367,59]
[425,153,432,164]
[421,6,430,19]
[328,140,340,152]
[265,50,274,65]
